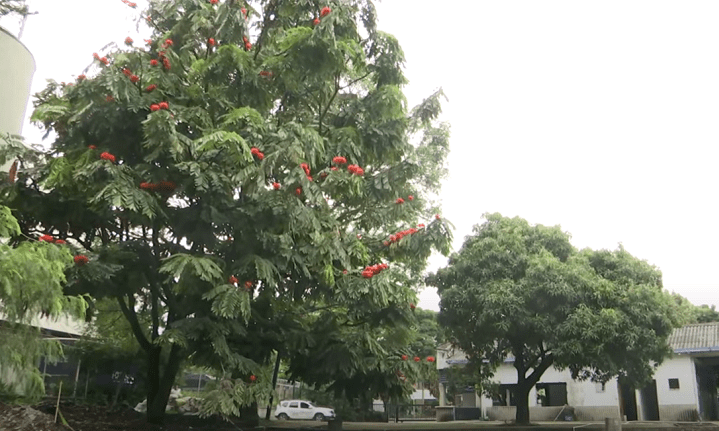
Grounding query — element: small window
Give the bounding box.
[300,402,310,409]
[281,402,288,407]
[669,379,680,390]
[289,402,298,408]
[595,382,606,393]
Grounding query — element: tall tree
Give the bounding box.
[428,213,681,424]
[1,0,451,423]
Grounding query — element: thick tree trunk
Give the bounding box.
[146,345,183,424]
[515,383,532,424]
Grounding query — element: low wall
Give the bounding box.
[488,405,621,421]
[658,405,699,421]
[574,406,621,421]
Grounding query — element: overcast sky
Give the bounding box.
[4,1,718,311]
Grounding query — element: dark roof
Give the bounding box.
[669,322,719,354]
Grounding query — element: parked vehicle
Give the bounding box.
[275,399,335,421]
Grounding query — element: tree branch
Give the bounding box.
[116,295,152,352]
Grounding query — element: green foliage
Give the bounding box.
[0,206,87,401]
[429,213,681,423]
[2,0,452,422]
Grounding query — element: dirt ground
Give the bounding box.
[0,401,265,431]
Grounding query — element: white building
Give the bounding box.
[437,322,719,421]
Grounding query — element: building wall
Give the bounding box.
[652,355,700,420]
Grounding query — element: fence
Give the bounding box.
[374,404,436,422]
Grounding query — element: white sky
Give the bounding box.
[4,1,718,312]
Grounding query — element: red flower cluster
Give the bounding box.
[159,101,169,110]
[210,0,218,4]
[386,227,418,245]
[410,303,416,310]
[249,375,257,382]
[88,145,97,150]
[332,156,347,165]
[272,182,281,190]
[74,255,89,266]
[241,7,247,17]
[426,356,435,363]
[259,70,272,77]
[244,281,253,289]
[396,197,404,204]
[130,74,140,83]
[122,68,132,77]
[331,167,338,171]
[77,74,86,81]
[100,152,116,163]
[140,181,176,192]
[408,195,414,201]
[163,39,173,48]
[401,355,408,361]
[243,36,251,50]
[250,147,264,160]
[229,275,238,285]
[150,102,169,111]
[347,164,364,176]
[313,18,320,26]
[300,163,313,181]
[55,239,66,245]
[320,7,331,17]
[121,0,137,7]
[361,263,388,279]
[413,356,420,362]
[39,234,54,242]
[93,53,109,66]
[208,37,216,46]
[295,187,302,196]
[150,59,158,66]
[145,39,152,45]
[417,223,425,228]
[146,84,157,92]
[124,36,133,45]
[435,214,441,220]
[163,57,171,70]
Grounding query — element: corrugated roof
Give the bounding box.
[668,322,719,354]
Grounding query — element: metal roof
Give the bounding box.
[668,322,719,354]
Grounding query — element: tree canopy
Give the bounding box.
[1,0,451,423]
[428,213,681,424]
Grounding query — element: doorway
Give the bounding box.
[617,379,637,421]
[639,380,659,420]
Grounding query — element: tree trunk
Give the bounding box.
[515,383,532,424]
[146,345,183,424]
[265,351,282,420]
[240,402,260,427]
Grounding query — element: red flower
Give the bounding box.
[150,59,158,66]
[39,234,54,242]
[272,182,281,190]
[124,36,133,45]
[150,104,160,111]
[396,198,404,204]
[332,156,347,165]
[295,187,302,196]
[158,181,176,191]
[249,375,257,382]
[164,39,173,47]
[383,241,389,246]
[331,167,338,171]
[159,101,169,110]
[241,7,247,16]
[106,95,114,102]
[313,18,320,26]
[88,145,97,150]
[77,74,86,81]
[408,195,414,201]
[122,68,132,77]
[140,182,152,190]
[100,152,116,163]
[401,355,408,361]
[243,36,248,44]
[208,37,215,46]
[418,223,425,228]
[130,75,140,83]
[320,6,331,17]
[74,255,89,266]
[55,239,66,245]
[435,215,441,220]
[259,70,272,77]
[146,84,157,92]
[410,303,416,310]
[342,270,348,275]
[128,2,136,7]
[362,270,373,279]
[92,52,99,59]
[210,0,218,3]
[427,356,435,363]
[245,42,252,50]
[413,356,420,362]
[300,163,310,175]
[163,58,171,70]
[244,281,253,289]
[145,39,152,45]
[229,275,238,285]
[100,57,109,65]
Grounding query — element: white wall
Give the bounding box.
[653,355,699,406]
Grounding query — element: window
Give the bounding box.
[492,384,517,406]
[535,383,568,406]
[300,402,310,409]
[669,378,680,390]
[289,402,298,408]
[281,402,288,407]
[595,382,606,393]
